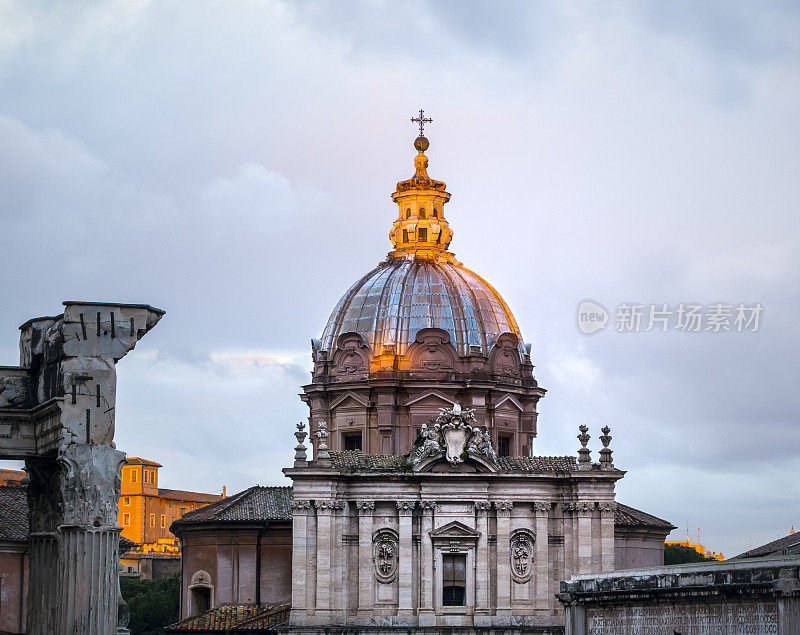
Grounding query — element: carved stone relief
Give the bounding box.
[408,403,499,468]
[372,529,399,584]
[510,529,535,583]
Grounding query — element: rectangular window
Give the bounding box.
[149,513,155,527]
[151,470,156,483]
[160,515,165,528]
[131,471,136,483]
[343,432,362,451]
[123,513,130,526]
[498,435,511,457]
[123,497,130,506]
[418,227,428,242]
[179,507,187,517]
[442,554,466,606]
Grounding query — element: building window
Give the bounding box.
[151,470,156,483]
[343,432,362,451]
[161,515,166,528]
[402,229,408,242]
[418,227,428,242]
[432,208,438,218]
[123,513,130,526]
[405,208,411,219]
[498,435,511,457]
[131,471,136,483]
[123,497,130,506]
[419,208,426,219]
[150,513,155,527]
[180,507,187,517]
[442,554,466,606]
[143,470,148,484]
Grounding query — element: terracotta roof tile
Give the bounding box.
[172,486,293,526]
[158,488,222,503]
[0,486,28,541]
[614,502,676,529]
[125,457,163,467]
[165,604,290,632]
[0,468,26,485]
[329,450,579,473]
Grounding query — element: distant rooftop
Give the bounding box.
[733,531,800,559]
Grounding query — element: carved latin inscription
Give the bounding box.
[586,602,778,634]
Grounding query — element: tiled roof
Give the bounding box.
[615,502,676,529]
[732,532,800,559]
[165,604,290,632]
[173,486,293,526]
[497,456,578,472]
[125,457,163,467]
[0,486,28,541]
[329,450,579,473]
[330,450,408,471]
[158,488,222,504]
[0,468,26,485]
[120,536,137,554]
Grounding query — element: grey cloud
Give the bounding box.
[0,0,797,559]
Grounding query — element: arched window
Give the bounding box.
[432,208,438,218]
[406,208,411,219]
[419,208,426,220]
[188,570,214,616]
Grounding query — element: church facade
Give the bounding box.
[172,122,674,633]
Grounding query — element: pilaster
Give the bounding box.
[577,502,594,575]
[356,501,375,618]
[495,501,513,616]
[474,502,491,623]
[600,502,616,572]
[328,500,346,622]
[289,500,311,622]
[313,500,334,622]
[419,501,436,625]
[534,502,551,614]
[396,501,415,619]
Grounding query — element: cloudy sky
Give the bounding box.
[1,1,798,557]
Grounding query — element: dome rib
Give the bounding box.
[320,255,525,359]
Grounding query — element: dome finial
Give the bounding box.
[390,111,452,254]
[411,108,432,138]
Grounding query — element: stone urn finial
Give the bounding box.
[577,425,591,469]
[315,421,331,463]
[294,422,308,466]
[599,425,613,469]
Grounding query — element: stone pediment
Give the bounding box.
[430,520,481,541]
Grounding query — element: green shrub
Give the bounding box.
[120,572,180,635]
[664,544,717,565]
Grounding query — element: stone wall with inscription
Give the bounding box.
[558,556,800,635]
[587,602,777,634]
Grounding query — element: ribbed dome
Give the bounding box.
[320,254,524,358]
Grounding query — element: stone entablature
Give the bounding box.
[558,556,800,635]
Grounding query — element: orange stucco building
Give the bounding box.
[118,458,222,575]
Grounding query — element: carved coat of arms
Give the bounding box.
[408,403,498,468]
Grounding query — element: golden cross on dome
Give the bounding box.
[411,108,432,136]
